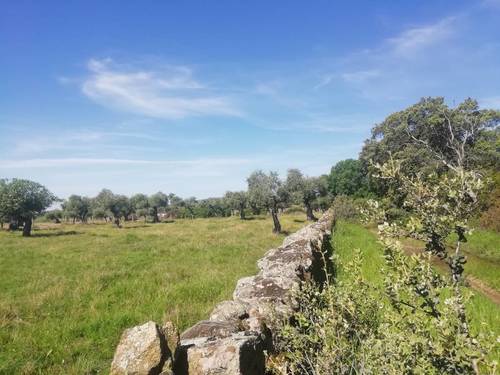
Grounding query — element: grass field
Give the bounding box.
[332,221,500,361]
[0,214,306,374]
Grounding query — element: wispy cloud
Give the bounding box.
[0,157,253,169]
[386,17,456,58]
[341,70,381,84]
[81,58,240,119]
[313,15,462,101]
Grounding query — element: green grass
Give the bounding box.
[0,214,306,374]
[451,228,500,290]
[332,221,499,359]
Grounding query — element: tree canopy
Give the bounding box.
[0,179,57,236]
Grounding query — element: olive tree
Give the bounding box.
[224,191,247,219]
[0,179,57,236]
[130,193,150,222]
[285,169,322,221]
[247,170,289,233]
[148,192,168,223]
[62,195,91,223]
[45,209,62,223]
[94,189,129,227]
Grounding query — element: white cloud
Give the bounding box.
[81,59,240,119]
[386,17,456,58]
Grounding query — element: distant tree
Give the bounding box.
[285,169,323,221]
[45,209,62,223]
[182,197,198,219]
[166,193,183,218]
[0,179,6,228]
[62,195,91,223]
[148,192,168,223]
[130,193,150,222]
[225,191,247,219]
[94,189,128,227]
[247,170,289,233]
[0,179,57,236]
[316,175,333,211]
[328,159,369,198]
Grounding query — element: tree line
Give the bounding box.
[0,168,332,236]
[1,97,498,237]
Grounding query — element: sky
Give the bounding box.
[1,0,499,199]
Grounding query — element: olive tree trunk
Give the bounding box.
[22,217,32,237]
[305,203,317,221]
[152,207,159,223]
[239,204,245,220]
[271,208,281,233]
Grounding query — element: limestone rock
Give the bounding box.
[110,321,170,375]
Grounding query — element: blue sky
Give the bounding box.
[1,0,499,198]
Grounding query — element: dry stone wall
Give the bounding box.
[110,209,334,375]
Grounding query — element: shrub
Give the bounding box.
[331,195,359,221]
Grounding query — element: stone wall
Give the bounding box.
[111,210,334,375]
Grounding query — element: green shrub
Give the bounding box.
[331,195,359,221]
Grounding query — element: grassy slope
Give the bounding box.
[332,221,499,359]
[0,215,306,374]
[454,228,500,290]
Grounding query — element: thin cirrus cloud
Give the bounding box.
[81,58,241,119]
[386,16,457,58]
[0,157,254,169]
[316,16,458,91]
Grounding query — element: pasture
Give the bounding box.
[0,214,306,374]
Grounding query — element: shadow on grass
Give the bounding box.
[293,219,306,223]
[31,230,81,238]
[242,216,266,221]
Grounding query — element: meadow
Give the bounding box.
[0,214,306,374]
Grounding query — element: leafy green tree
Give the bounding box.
[285,169,323,221]
[182,197,198,219]
[0,179,7,228]
[360,97,500,190]
[45,209,62,223]
[130,193,150,222]
[62,195,91,223]
[328,159,369,197]
[94,189,129,227]
[148,192,168,223]
[247,170,289,233]
[0,179,57,236]
[225,191,248,219]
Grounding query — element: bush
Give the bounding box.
[271,250,497,374]
[479,184,500,232]
[331,195,359,221]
